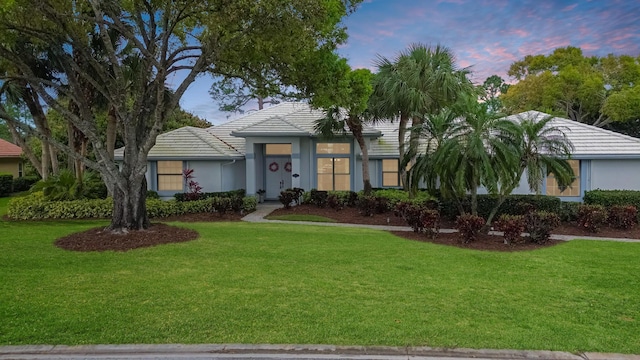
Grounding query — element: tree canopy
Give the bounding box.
[0,0,362,232]
[502,46,640,128]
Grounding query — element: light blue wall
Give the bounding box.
[590,159,640,191]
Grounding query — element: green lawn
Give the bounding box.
[1,217,640,353]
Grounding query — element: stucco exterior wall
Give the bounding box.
[187,161,222,192]
[590,159,640,191]
[0,158,20,178]
[222,160,246,191]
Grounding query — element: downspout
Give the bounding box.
[221,159,237,192]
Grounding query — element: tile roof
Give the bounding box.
[0,138,22,158]
[507,111,640,157]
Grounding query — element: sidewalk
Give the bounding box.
[243,203,640,243]
[2,343,639,360]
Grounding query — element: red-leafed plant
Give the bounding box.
[455,214,485,243]
[608,205,637,229]
[494,214,525,245]
[394,202,440,238]
[524,211,560,244]
[577,204,607,233]
[182,168,203,201]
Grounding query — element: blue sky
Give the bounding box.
[179,0,640,125]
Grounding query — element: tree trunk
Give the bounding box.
[106,106,117,161]
[397,112,409,191]
[348,117,372,195]
[108,175,150,232]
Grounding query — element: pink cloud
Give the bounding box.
[376,29,394,37]
[562,4,578,11]
[580,43,599,51]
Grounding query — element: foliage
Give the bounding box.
[503,47,640,127]
[455,214,485,243]
[371,189,436,208]
[242,196,257,213]
[557,201,580,223]
[356,195,387,217]
[607,205,637,230]
[326,191,359,210]
[480,75,510,113]
[174,190,246,202]
[146,191,160,200]
[524,211,560,244]
[0,173,12,196]
[0,0,362,231]
[30,169,107,201]
[584,189,640,210]
[278,189,298,209]
[11,175,39,192]
[394,202,440,237]
[494,215,525,245]
[182,168,203,201]
[439,194,563,221]
[577,204,608,233]
[308,189,329,208]
[7,193,255,220]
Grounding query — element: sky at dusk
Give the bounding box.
[178,0,640,125]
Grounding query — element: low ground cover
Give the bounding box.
[1,217,640,353]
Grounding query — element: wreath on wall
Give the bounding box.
[284,161,292,172]
[268,162,279,172]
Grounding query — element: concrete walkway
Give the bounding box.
[243,203,640,243]
[1,344,639,360]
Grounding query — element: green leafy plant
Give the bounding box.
[494,214,525,245]
[278,189,298,209]
[11,175,39,193]
[524,211,560,244]
[0,173,12,196]
[577,204,607,233]
[309,189,328,208]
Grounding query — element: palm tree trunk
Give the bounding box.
[397,112,409,190]
[347,117,372,195]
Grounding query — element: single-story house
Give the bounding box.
[115,102,640,201]
[0,138,23,178]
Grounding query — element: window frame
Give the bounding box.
[315,142,351,191]
[381,159,400,187]
[157,160,184,192]
[546,160,581,197]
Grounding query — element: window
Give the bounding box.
[317,158,350,191]
[157,161,183,191]
[265,144,291,155]
[18,162,23,178]
[382,159,399,187]
[546,160,580,196]
[316,143,350,154]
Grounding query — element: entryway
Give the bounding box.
[265,155,292,200]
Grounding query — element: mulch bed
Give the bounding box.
[49,204,640,253]
[53,212,242,252]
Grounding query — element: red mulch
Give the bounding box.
[53,212,242,252]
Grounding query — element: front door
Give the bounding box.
[265,156,292,199]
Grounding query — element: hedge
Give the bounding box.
[583,189,640,210]
[0,173,12,197]
[7,192,256,220]
[12,176,40,192]
[439,194,563,221]
[174,189,246,202]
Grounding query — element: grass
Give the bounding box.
[1,213,640,354]
[266,214,335,222]
[0,196,9,218]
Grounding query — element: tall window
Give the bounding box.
[546,160,580,196]
[157,161,183,191]
[382,159,399,187]
[316,143,350,191]
[18,162,23,178]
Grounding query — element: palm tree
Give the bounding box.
[372,43,473,190]
[427,96,521,217]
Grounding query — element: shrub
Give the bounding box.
[327,193,347,210]
[0,173,12,196]
[557,201,580,222]
[212,197,233,214]
[584,189,640,210]
[524,211,560,244]
[494,215,525,245]
[7,192,48,219]
[455,214,485,243]
[327,191,358,210]
[608,205,637,229]
[394,202,440,237]
[242,196,257,213]
[12,176,39,192]
[309,189,328,208]
[147,190,160,199]
[174,189,245,202]
[439,194,562,221]
[278,189,298,209]
[577,204,608,233]
[290,187,305,205]
[182,168,203,201]
[357,195,378,217]
[371,189,436,211]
